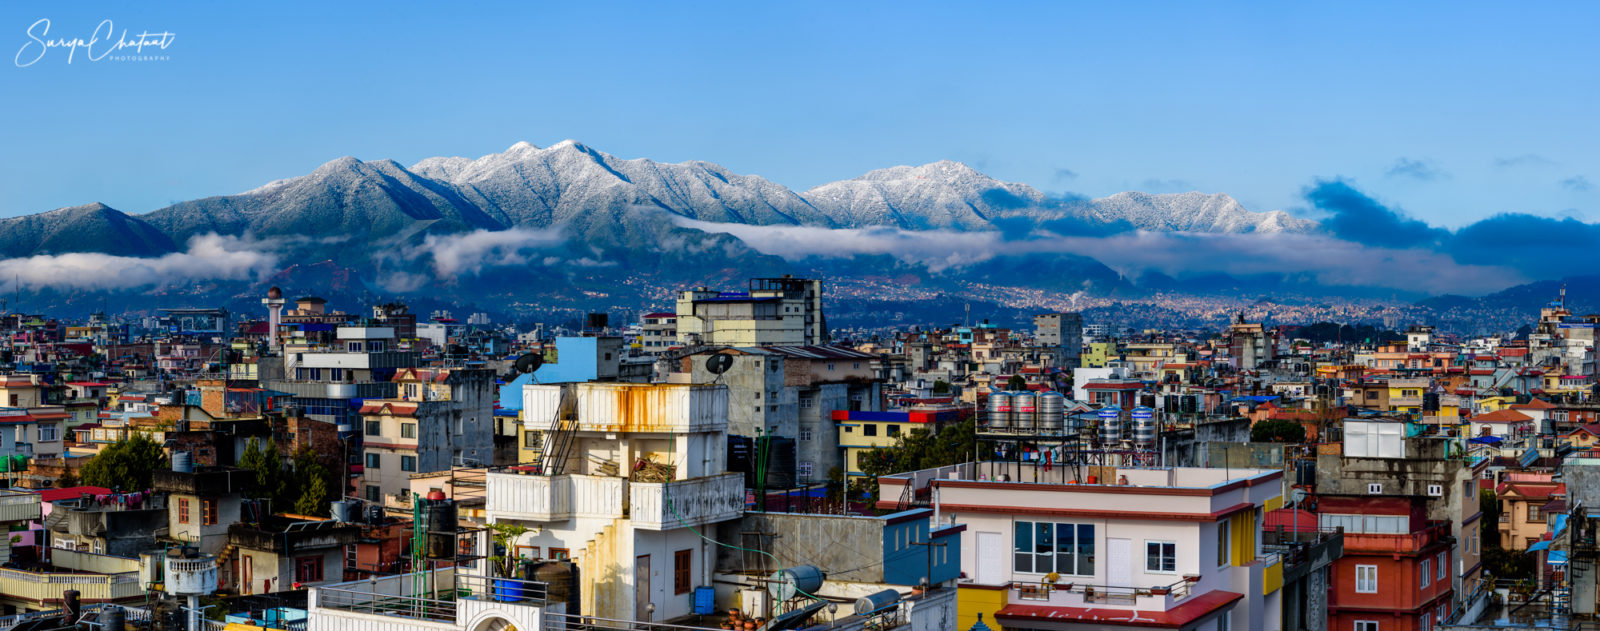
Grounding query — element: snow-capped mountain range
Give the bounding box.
[0,140,1316,259]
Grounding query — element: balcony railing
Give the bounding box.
[313,570,547,623]
[0,490,41,523]
[1343,521,1453,554]
[1006,576,1200,610]
[629,472,744,530]
[0,566,143,603]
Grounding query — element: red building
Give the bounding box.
[1323,496,1454,631]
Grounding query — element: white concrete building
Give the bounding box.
[880,462,1292,631]
[484,382,744,622]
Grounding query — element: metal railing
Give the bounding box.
[315,573,548,623]
[317,586,457,622]
[542,612,723,631]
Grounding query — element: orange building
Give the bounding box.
[1324,496,1454,631]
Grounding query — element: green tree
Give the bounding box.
[1006,375,1028,391]
[80,434,168,490]
[238,438,286,507]
[1250,419,1306,443]
[290,446,335,516]
[487,522,530,577]
[56,466,79,488]
[858,418,984,482]
[932,380,951,394]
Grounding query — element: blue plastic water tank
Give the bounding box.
[693,585,715,615]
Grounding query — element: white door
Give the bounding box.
[1107,538,1132,587]
[976,532,1003,585]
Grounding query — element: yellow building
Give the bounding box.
[1079,342,1111,368]
[836,409,956,477]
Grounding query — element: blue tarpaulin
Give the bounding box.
[1550,550,1568,566]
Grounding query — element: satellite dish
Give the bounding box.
[705,353,735,375]
[514,354,544,374]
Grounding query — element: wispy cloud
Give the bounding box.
[1494,154,1556,169]
[671,216,1520,295]
[1384,157,1448,181]
[1561,175,1593,192]
[1052,168,1078,183]
[0,234,278,291]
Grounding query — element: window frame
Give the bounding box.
[365,420,382,436]
[674,549,692,595]
[1356,564,1379,593]
[401,455,417,472]
[401,423,417,439]
[295,556,323,584]
[1146,540,1177,574]
[1421,558,1431,588]
[203,499,216,526]
[1013,520,1094,577]
[1216,518,1230,568]
[178,498,191,525]
[365,452,380,469]
[1437,551,1447,581]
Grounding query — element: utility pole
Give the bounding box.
[910,539,948,593]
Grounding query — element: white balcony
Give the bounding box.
[628,472,744,531]
[485,473,625,522]
[523,384,727,435]
[0,490,40,523]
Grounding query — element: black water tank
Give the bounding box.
[727,435,754,486]
[424,500,458,560]
[764,437,797,489]
[532,561,581,614]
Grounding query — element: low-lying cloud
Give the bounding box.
[672,216,1522,295]
[0,234,278,291]
[407,227,567,277]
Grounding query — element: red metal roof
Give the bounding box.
[995,590,1242,628]
[1473,409,1533,423]
[39,486,111,502]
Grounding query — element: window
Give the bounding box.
[1014,521,1093,576]
[1420,558,1431,588]
[800,429,813,441]
[523,431,541,448]
[549,548,569,560]
[888,425,900,436]
[366,485,380,501]
[203,500,216,526]
[1438,603,1449,625]
[401,423,417,439]
[331,369,344,381]
[178,498,191,524]
[1356,564,1378,593]
[1217,518,1230,567]
[798,462,813,480]
[39,425,57,441]
[674,549,692,595]
[799,396,814,409]
[1215,611,1231,631]
[1355,622,1379,631]
[1367,483,1383,494]
[864,424,877,437]
[1529,504,1543,521]
[365,452,380,469]
[1437,551,1447,581]
[1146,541,1176,573]
[401,456,416,472]
[1421,612,1432,631]
[295,556,323,583]
[347,342,363,352]
[827,363,835,371]
[366,421,381,436]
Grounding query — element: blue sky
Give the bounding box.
[1,1,1595,227]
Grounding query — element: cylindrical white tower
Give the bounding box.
[165,552,218,631]
[262,286,285,348]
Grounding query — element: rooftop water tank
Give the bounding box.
[987,392,1012,430]
[1014,392,1037,432]
[768,565,825,601]
[1038,392,1064,433]
[1098,406,1123,444]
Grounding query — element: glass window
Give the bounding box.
[1356,564,1378,593]
[1437,551,1447,581]
[1014,521,1034,573]
[1033,522,1054,574]
[365,452,380,469]
[1076,524,1095,576]
[365,421,381,436]
[1217,518,1230,567]
[863,424,877,437]
[401,456,416,472]
[401,423,417,439]
[1147,541,1176,573]
[888,425,901,436]
[1421,559,1431,588]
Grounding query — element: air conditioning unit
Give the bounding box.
[1367,483,1383,495]
[1427,484,1443,497]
